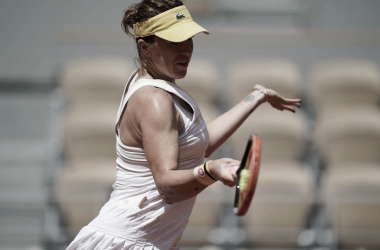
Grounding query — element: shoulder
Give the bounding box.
[130,85,174,111]
[128,85,178,125]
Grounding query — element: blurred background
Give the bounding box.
[1,0,380,249]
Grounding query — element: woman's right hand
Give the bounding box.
[253,84,301,112]
[208,158,240,187]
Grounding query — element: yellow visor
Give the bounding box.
[133,5,210,42]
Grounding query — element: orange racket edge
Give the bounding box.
[233,134,262,216]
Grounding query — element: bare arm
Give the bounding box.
[205,85,301,157]
[129,87,238,204]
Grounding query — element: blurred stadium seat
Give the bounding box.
[321,164,380,249]
[308,60,380,118]
[315,106,380,248]
[183,0,216,16]
[59,57,132,111]
[180,183,226,246]
[227,59,303,105]
[54,158,116,239]
[229,106,308,163]
[54,57,132,241]
[0,92,56,248]
[241,161,315,247]
[315,107,380,165]
[62,103,117,159]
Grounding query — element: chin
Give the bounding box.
[175,70,188,80]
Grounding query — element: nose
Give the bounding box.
[180,38,193,56]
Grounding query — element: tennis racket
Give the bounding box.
[231,134,262,216]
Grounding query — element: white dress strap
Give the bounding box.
[114,69,139,135]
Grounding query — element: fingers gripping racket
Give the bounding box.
[232,134,262,216]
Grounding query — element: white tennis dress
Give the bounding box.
[66,71,210,250]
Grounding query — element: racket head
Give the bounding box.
[233,134,262,216]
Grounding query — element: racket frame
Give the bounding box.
[233,134,261,216]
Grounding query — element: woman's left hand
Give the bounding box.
[254,84,301,112]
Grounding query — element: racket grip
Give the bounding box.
[230,165,239,179]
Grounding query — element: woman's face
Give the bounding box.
[141,36,194,82]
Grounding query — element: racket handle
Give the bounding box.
[230,165,239,178]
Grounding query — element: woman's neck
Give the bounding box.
[139,66,175,83]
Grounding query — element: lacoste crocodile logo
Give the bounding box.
[176,13,185,20]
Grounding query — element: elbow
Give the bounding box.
[157,187,179,204]
[158,189,174,204]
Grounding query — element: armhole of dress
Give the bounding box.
[115,70,139,136]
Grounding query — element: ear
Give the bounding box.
[137,39,151,58]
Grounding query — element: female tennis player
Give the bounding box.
[66,0,301,249]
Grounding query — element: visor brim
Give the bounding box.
[155,20,210,43]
